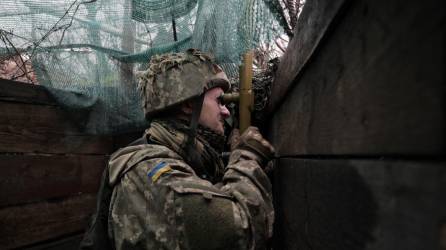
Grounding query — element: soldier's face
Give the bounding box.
[199,87,230,135]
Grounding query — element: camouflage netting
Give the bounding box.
[0,0,285,134]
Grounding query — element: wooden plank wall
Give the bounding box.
[268,0,445,249]
[0,79,140,249]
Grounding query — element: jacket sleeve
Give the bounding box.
[109,149,273,250]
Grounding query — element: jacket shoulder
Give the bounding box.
[108,144,182,186]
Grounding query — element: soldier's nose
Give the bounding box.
[221,105,230,118]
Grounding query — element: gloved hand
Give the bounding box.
[229,126,275,165]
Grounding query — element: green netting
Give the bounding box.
[0,0,285,134]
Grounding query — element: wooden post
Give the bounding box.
[239,51,254,133]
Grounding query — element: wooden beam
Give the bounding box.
[113,131,145,149]
[269,0,445,156]
[267,0,349,114]
[24,233,84,250]
[0,154,106,207]
[0,193,96,249]
[0,79,55,105]
[274,158,446,250]
[0,101,114,154]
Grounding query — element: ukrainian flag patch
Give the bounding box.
[148,162,172,182]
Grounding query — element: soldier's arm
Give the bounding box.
[110,128,274,250]
[220,126,275,249]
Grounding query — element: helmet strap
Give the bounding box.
[187,93,205,138]
[183,94,208,176]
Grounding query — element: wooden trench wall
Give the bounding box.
[0,0,445,249]
[0,79,139,249]
[268,0,445,249]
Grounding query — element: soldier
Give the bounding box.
[81,48,275,250]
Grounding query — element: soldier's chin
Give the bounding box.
[201,122,225,135]
[212,124,225,135]
[213,127,225,135]
[218,121,226,135]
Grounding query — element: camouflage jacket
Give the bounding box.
[107,121,274,250]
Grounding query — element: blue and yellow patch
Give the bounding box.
[147,162,172,182]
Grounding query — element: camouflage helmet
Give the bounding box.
[137,48,230,118]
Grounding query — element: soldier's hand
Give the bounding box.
[231,126,275,165]
[228,128,241,151]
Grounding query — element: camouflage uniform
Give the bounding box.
[83,49,274,250]
[108,121,274,250]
